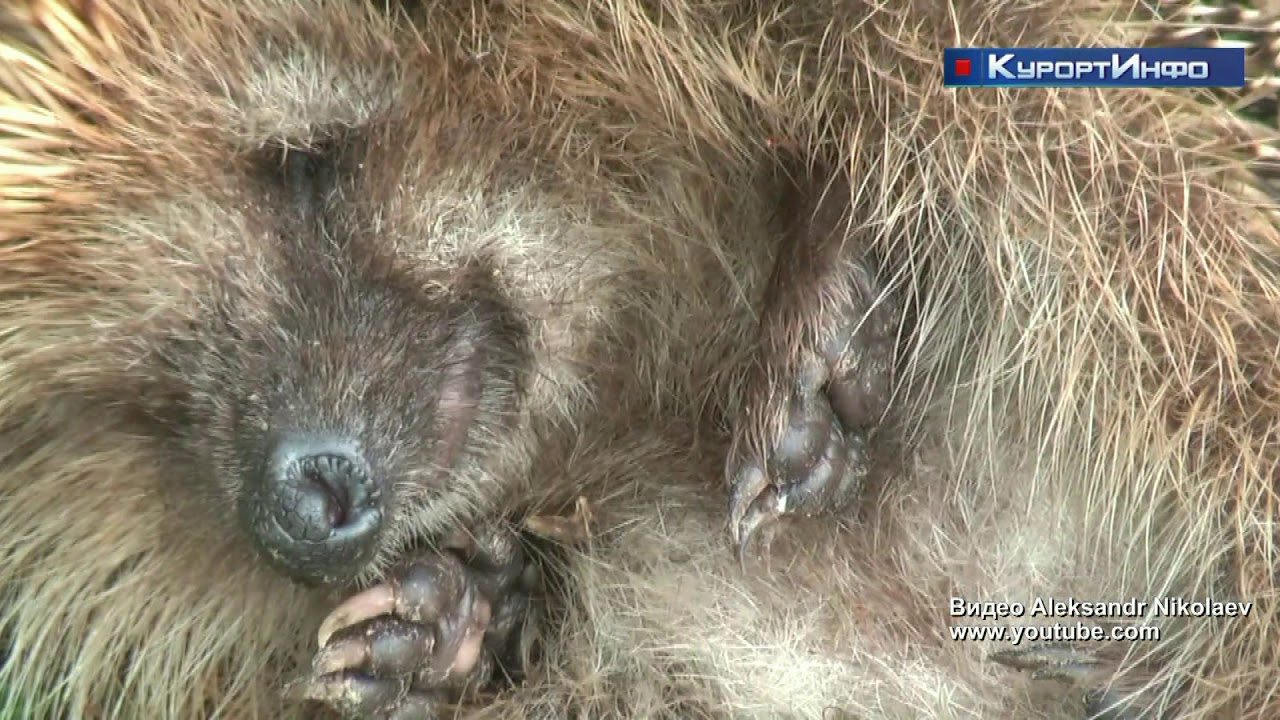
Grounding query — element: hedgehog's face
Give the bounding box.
[148,137,532,587]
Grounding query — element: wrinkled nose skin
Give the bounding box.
[242,434,384,585]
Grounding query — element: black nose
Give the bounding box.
[243,435,383,584]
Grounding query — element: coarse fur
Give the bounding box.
[1,0,1279,718]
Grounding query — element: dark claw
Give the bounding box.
[988,644,1106,683]
[728,386,871,559]
[732,481,783,561]
[728,462,770,555]
[990,644,1173,720]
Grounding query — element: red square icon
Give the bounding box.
[955,58,971,76]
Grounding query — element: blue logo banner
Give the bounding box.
[943,47,1246,88]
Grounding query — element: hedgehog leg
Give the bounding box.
[292,524,539,719]
[989,643,1175,720]
[727,177,900,560]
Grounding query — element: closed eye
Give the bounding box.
[245,133,349,220]
[282,142,337,217]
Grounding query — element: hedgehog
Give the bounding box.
[1,0,1279,718]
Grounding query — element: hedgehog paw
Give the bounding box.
[727,255,899,560]
[990,642,1174,720]
[292,524,539,719]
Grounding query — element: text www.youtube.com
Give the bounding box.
[949,622,1160,646]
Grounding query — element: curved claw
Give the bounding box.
[989,643,1172,720]
[424,586,491,678]
[319,558,469,648]
[988,643,1106,683]
[314,617,436,678]
[319,584,399,648]
[731,482,786,562]
[314,636,379,675]
[289,670,408,718]
[728,462,768,548]
[727,407,869,562]
[440,597,491,677]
